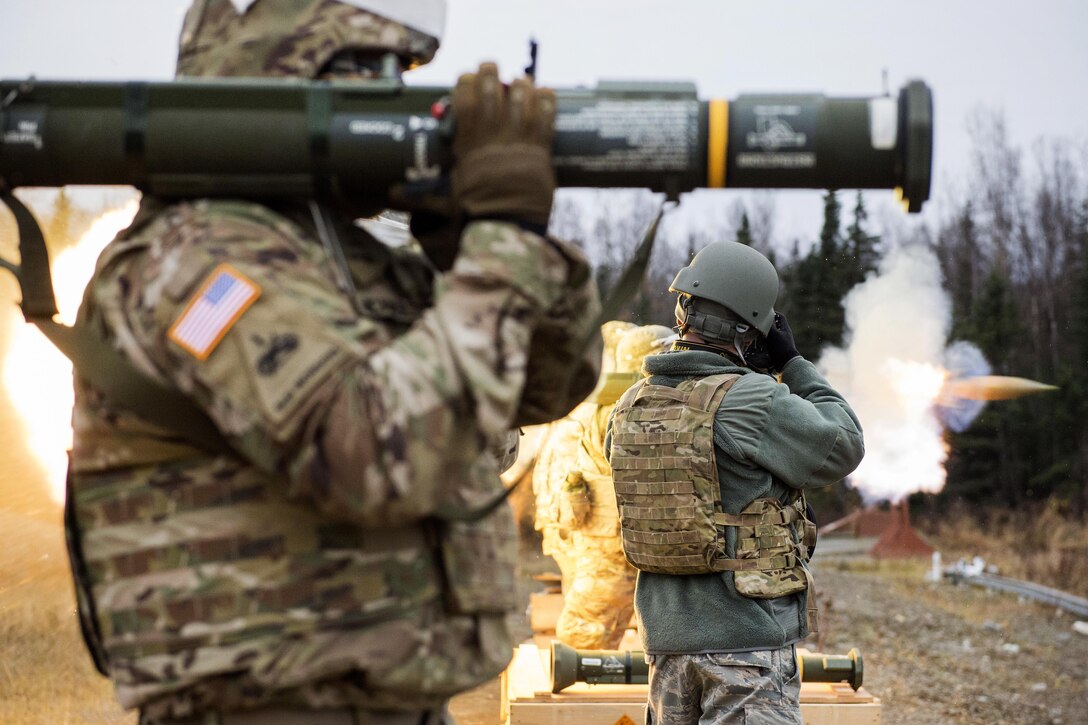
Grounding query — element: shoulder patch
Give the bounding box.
[168,264,261,360]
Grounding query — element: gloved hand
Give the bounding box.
[766,312,801,371]
[450,63,557,227]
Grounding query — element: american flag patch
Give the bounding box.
[168,264,261,360]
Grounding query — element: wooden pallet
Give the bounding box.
[502,642,881,725]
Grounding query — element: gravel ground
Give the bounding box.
[807,560,1087,725]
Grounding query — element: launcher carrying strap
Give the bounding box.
[0,190,231,453]
[712,506,804,527]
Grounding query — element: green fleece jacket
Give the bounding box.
[606,349,864,654]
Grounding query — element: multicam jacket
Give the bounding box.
[606,349,863,655]
[68,198,599,717]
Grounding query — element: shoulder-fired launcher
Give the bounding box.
[0,77,931,210]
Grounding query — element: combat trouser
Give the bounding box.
[645,645,802,725]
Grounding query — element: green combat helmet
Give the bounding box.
[614,324,675,374]
[670,241,779,362]
[177,0,446,79]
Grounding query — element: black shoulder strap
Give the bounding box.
[1,189,230,453]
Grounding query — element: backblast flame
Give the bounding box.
[2,199,139,504]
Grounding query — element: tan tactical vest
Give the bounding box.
[610,374,816,602]
[65,201,517,702]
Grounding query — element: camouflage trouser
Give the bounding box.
[555,534,637,649]
[645,646,802,725]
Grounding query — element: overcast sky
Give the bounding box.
[2,0,1086,246]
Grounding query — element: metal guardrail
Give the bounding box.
[948,571,1088,618]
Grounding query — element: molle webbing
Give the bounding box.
[713,506,803,527]
[72,461,445,666]
[610,373,738,574]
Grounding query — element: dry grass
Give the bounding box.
[920,501,1088,599]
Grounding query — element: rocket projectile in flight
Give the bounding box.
[943,375,1059,401]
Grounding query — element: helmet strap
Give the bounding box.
[674,296,759,366]
[677,298,751,348]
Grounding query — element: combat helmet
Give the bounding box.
[177,0,446,79]
[614,325,675,373]
[671,242,778,362]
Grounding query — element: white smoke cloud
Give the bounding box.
[818,244,987,503]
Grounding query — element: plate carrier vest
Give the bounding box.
[610,373,818,614]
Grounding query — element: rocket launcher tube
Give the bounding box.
[551,641,649,693]
[0,77,931,211]
[550,641,864,692]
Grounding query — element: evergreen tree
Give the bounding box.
[818,189,842,255]
[943,269,1026,506]
[780,191,849,356]
[843,192,880,289]
[963,269,1020,369]
[945,202,981,340]
[1064,199,1088,513]
[735,212,753,246]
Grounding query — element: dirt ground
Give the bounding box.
[3,502,1086,725]
[812,560,1086,725]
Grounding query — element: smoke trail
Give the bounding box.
[818,244,987,503]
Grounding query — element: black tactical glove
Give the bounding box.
[766,312,801,371]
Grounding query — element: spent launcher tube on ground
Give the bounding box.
[0,77,931,210]
[550,641,864,693]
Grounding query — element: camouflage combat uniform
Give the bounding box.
[646,648,801,725]
[69,201,597,720]
[531,322,632,598]
[553,398,637,649]
[531,405,596,597]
